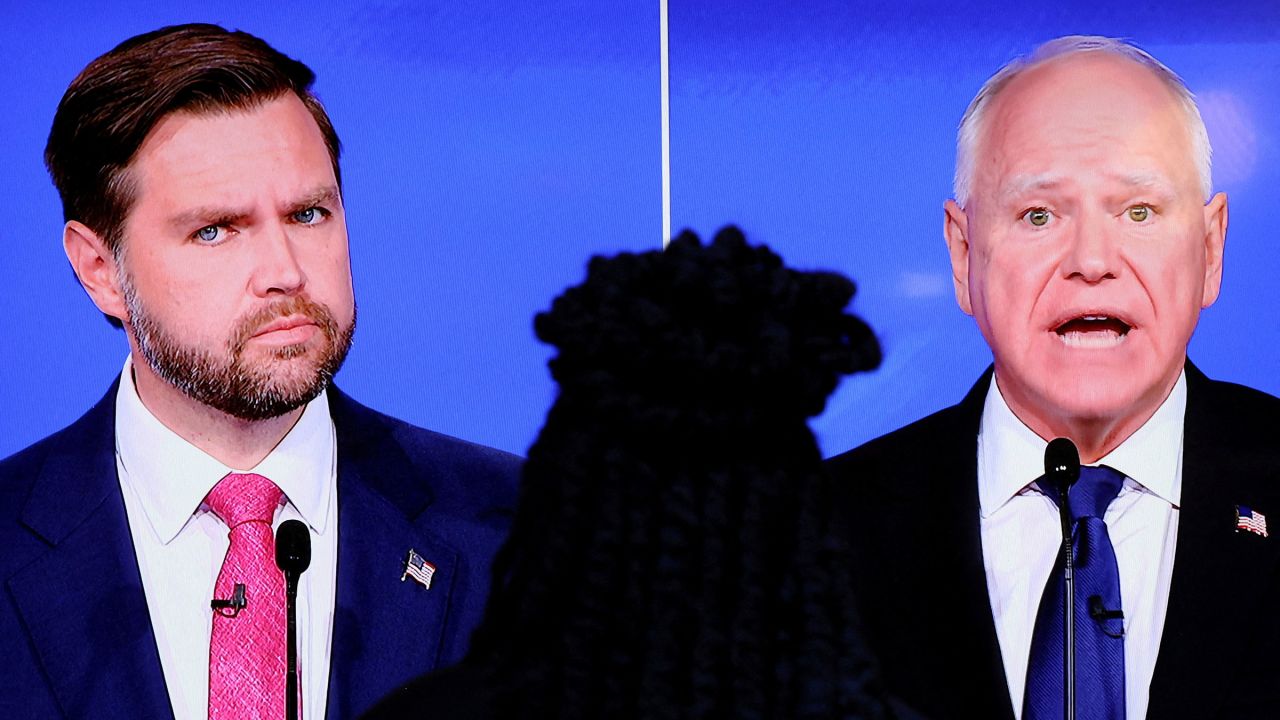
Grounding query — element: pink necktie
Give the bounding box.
[207,472,286,719]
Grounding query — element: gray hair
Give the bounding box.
[953,35,1212,207]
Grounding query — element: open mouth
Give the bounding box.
[1053,314,1132,349]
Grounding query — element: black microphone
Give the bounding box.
[1044,437,1081,505]
[276,519,311,579]
[1044,437,1081,720]
[275,520,311,720]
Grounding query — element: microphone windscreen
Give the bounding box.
[275,519,312,574]
[1044,437,1081,492]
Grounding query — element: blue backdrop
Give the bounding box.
[3,1,1278,460]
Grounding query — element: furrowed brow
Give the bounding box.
[1113,172,1176,194]
[996,175,1065,204]
[287,186,342,214]
[167,206,251,231]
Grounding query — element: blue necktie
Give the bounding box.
[1023,465,1126,720]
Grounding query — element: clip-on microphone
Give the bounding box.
[275,519,311,720]
[1044,437,1081,720]
[210,583,247,617]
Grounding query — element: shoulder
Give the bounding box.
[829,401,973,475]
[1188,367,1280,419]
[0,434,57,526]
[1185,365,1280,453]
[0,387,116,517]
[0,386,117,590]
[327,387,522,511]
[827,370,989,487]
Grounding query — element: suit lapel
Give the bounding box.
[930,371,1017,720]
[7,385,174,720]
[324,390,463,719]
[837,368,1014,719]
[1147,365,1280,717]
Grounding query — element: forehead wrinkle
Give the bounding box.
[163,184,341,230]
[1104,171,1181,200]
[977,54,1195,193]
[1111,171,1164,187]
[995,174,1069,204]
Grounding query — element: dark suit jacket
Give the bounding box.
[0,382,520,719]
[827,362,1280,719]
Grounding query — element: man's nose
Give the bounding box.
[250,220,306,296]
[1061,210,1120,283]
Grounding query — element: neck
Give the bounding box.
[129,357,305,470]
[1024,414,1138,465]
[995,375,1175,465]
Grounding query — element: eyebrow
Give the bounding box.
[286,185,343,214]
[1106,172,1176,195]
[167,205,250,232]
[995,172,1178,204]
[165,185,342,230]
[996,175,1067,203]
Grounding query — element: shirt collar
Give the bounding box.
[977,370,1185,518]
[115,356,336,544]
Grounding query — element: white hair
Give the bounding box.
[953,36,1213,207]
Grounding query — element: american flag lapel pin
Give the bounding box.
[1235,505,1268,538]
[401,548,436,589]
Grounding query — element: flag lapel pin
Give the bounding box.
[401,548,436,589]
[1235,505,1268,538]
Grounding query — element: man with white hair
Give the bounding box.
[830,36,1280,719]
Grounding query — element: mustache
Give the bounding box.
[228,296,340,354]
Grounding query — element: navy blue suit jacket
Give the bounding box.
[828,362,1280,719]
[0,382,520,719]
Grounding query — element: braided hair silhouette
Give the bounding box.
[368,227,889,719]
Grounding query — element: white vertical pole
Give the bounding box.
[660,0,671,247]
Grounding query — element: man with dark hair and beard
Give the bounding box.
[0,24,518,720]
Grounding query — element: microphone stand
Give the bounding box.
[1055,480,1075,720]
[1045,438,1080,720]
[276,520,311,720]
[285,574,299,720]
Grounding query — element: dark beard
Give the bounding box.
[126,284,355,421]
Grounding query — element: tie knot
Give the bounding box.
[1064,465,1125,522]
[206,473,282,528]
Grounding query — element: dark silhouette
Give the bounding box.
[367,227,893,719]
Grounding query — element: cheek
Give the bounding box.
[307,250,355,312]
[128,252,217,310]
[971,250,1040,322]
[971,254,1067,365]
[1130,237,1208,318]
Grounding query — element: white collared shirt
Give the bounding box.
[114,358,338,720]
[979,371,1184,720]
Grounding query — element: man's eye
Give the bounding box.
[1022,208,1052,227]
[1127,205,1151,222]
[194,225,224,243]
[293,207,328,225]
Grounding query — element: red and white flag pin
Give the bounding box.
[401,548,436,589]
[1236,505,1268,538]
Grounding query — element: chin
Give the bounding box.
[1038,369,1159,430]
[253,357,331,392]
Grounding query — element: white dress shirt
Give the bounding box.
[114,358,339,720]
[978,372,1184,720]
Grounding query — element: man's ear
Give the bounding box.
[63,221,128,323]
[944,199,974,316]
[1199,192,1228,308]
